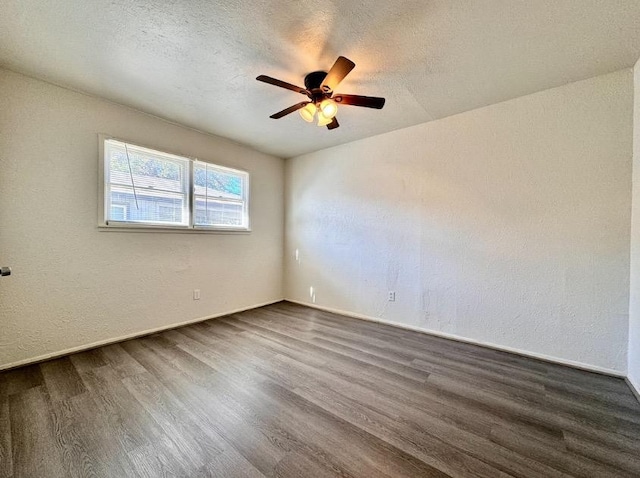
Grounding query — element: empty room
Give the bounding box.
[2,1,640,477]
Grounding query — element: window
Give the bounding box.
[100,138,249,231]
[193,162,246,227]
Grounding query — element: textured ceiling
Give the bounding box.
[2,1,640,158]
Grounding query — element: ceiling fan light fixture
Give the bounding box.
[319,98,338,119]
[299,103,317,122]
[317,110,333,127]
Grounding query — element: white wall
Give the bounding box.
[629,60,640,391]
[0,69,284,369]
[285,70,633,373]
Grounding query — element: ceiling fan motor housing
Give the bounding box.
[304,71,331,102]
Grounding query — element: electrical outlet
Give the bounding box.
[388,291,396,302]
[193,289,201,300]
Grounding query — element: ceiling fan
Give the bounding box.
[256,56,385,130]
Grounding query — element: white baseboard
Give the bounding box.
[627,376,640,404]
[0,299,283,371]
[285,299,626,378]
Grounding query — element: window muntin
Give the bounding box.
[102,138,249,231]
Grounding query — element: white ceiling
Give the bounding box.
[2,1,640,158]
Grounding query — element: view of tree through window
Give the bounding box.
[194,165,242,197]
[110,150,181,181]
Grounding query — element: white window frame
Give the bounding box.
[98,135,250,233]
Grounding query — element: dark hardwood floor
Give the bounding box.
[1,301,639,477]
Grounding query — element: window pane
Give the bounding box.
[193,163,244,200]
[110,204,127,221]
[105,139,188,225]
[193,162,247,228]
[195,198,244,227]
[110,187,184,224]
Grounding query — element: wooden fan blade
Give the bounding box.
[256,75,310,96]
[270,101,310,119]
[321,56,355,92]
[326,117,339,130]
[333,94,385,109]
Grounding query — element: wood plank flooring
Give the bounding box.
[1,301,640,477]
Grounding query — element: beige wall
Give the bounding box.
[285,70,633,373]
[629,59,640,391]
[0,69,284,369]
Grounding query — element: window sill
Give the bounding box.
[98,224,251,234]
